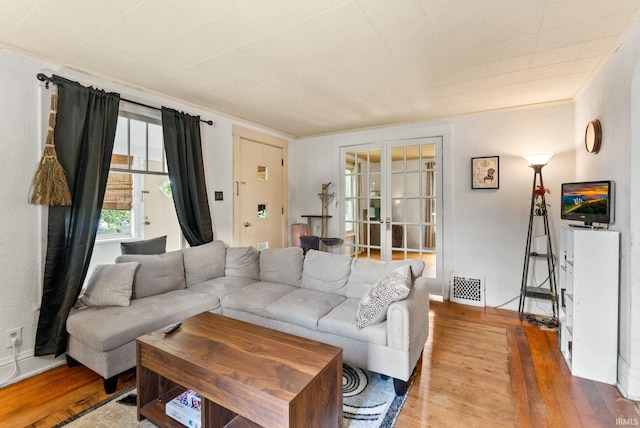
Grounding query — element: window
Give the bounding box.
[97,112,177,244]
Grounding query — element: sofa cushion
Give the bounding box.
[301,250,351,295]
[346,258,424,299]
[116,250,186,299]
[265,289,346,330]
[183,240,226,286]
[66,289,220,352]
[77,262,139,307]
[120,235,166,255]
[355,265,412,329]
[317,298,387,346]
[259,247,303,286]
[221,282,298,317]
[225,247,260,280]
[188,276,257,299]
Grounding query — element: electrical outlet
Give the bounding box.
[6,327,22,348]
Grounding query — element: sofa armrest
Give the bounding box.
[386,277,430,352]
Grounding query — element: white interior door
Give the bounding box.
[235,138,285,249]
[141,173,182,251]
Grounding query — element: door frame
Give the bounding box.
[333,130,454,300]
[384,138,443,267]
[232,125,289,247]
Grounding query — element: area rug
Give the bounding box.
[54,365,412,428]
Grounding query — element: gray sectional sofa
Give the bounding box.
[65,241,430,395]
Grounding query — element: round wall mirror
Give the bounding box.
[585,119,602,154]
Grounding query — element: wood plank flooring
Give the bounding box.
[1,301,638,427]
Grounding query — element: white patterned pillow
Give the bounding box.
[78,262,139,307]
[355,265,412,329]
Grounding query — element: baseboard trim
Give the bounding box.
[617,354,640,400]
[0,348,65,387]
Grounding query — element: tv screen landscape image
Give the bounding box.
[561,181,612,226]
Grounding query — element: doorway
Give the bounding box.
[233,126,289,249]
[341,137,443,287]
[141,170,182,251]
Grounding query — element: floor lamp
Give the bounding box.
[518,152,558,320]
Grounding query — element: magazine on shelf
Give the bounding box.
[165,389,202,428]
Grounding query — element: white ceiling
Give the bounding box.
[2,0,640,137]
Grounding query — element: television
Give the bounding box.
[561,180,613,228]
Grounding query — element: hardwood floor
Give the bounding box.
[1,301,638,427]
[396,301,640,427]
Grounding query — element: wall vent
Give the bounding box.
[451,273,485,307]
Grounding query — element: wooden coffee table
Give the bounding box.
[136,312,343,427]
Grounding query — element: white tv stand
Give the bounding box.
[558,225,619,384]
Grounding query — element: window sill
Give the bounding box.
[94,236,138,245]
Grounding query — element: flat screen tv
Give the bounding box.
[561,180,613,227]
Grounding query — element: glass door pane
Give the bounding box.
[343,145,384,259]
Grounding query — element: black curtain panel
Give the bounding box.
[34,76,120,357]
[162,107,214,246]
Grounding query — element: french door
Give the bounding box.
[341,137,442,287]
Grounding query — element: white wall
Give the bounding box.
[294,104,574,312]
[449,106,575,310]
[0,49,60,383]
[575,21,640,399]
[0,48,293,385]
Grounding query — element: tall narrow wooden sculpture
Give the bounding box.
[319,182,332,239]
[301,182,334,252]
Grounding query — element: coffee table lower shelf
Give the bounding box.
[139,384,261,428]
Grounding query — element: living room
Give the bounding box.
[1,0,640,423]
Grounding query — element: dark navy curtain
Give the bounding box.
[161,107,213,246]
[34,76,120,357]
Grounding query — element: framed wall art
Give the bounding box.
[471,156,499,189]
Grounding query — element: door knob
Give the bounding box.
[243,222,251,227]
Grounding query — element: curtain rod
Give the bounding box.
[36,73,214,126]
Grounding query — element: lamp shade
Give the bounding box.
[523,152,553,166]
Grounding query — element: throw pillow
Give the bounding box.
[78,262,139,307]
[355,264,412,329]
[120,235,167,255]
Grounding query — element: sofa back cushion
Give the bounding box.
[301,250,351,295]
[116,250,186,299]
[182,240,226,286]
[225,246,260,280]
[260,247,303,286]
[346,258,424,299]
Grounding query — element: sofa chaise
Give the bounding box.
[65,241,430,395]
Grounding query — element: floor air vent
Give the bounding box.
[451,274,485,307]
